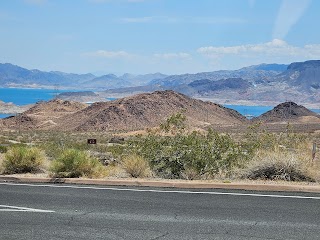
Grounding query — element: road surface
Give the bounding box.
[1,182,320,239]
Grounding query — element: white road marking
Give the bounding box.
[0,204,55,213]
[0,182,320,200]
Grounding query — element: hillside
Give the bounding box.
[0,100,31,114]
[57,90,247,132]
[188,78,251,94]
[0,91,247,131]
[1,99,87,130]
[253,102,320,123]
[276,60,320,91]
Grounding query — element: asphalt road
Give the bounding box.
[1,183,320,240]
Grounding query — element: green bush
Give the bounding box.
[2,146,45,174]
[50,149,105,178]
[127,129,251,179]
[0,145,8,153]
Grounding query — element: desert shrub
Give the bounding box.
[127,128,251,179]
[121,154,151,178]
[160,111,187,134]
[2,146,45,174]
[244,122,308,151]
[0,145,8,153]
[242,150,316,182]
[50,149,105,178]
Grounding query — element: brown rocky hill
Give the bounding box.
[0,91,247,132]
[1,99,87,130]
[57,90,247,131]
[253,102,320,123]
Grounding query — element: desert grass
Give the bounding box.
[121,154,152,178]
[241,147,319,182]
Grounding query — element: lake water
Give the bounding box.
[0,113,13,118]
[224,105,273,118]
[0,88,67,105]
[0,88,319,118]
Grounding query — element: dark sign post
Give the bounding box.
[312,142,317,161]
[87,139,97,145]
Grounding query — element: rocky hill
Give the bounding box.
[188,78,251,94]
[0,91,247,131]
[253,102,320,123]
[0,100,31,114]
[275,60,320,91]
[57,91,107,102]
[59,90,247,132]
[1,99,87,130]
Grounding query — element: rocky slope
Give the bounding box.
[1,99,87,130]
[0,91,247,131]
[0,101,31,114]
[253,102,320,123]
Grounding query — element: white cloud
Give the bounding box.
[153,52,192,60]
[197,39,320,70]
[197,39,320,59]
[84,50,134,59]
[273,0,312,39]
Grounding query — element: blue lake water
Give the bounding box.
[224,105,273,117]
[0,88,68,105]
[0,88,319,118]
[0,113,13,118]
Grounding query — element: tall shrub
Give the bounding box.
[2,146,44,174]
[50,149,105,178]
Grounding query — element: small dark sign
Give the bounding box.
[87,139,97,144]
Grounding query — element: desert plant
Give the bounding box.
[2,146,45,174]
[127,128,250,179]
[121,154,151,178]
[0,145,8,153]
[242,149,316,182]
[160,111,187,134]
[50,149,105,178]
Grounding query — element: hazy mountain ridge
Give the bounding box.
[0,63,96,87]
[1,61,320,106]
[0,63,168,90]
[150,63,287,87]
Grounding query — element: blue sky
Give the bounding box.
[0,0,319,75]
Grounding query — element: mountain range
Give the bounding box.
[0,63,167,90]
[1,60,320,106]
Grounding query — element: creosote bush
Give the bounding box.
[50,149,105,178]
[127,127,251,179]
[121,154,151,178]
[2,146,45,174]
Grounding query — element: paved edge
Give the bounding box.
[1,176,320,193]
